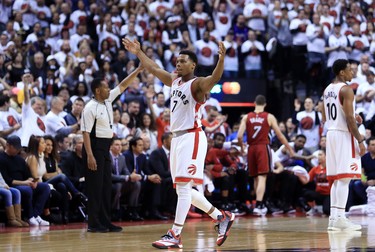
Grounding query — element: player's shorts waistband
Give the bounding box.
[172,127,202,138]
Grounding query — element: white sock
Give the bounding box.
[330,208,337,219]
[172,182,192,235]
[336,208,345,219]
[330,180,338,219]
[171,224,183,236]
[191,188,222,220]
[336,178,350,218]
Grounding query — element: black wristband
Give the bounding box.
[358,138,365,144]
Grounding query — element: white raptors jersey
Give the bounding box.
[323,82,354,132]
[170,77,204,132]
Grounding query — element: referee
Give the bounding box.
[81,65,143,233]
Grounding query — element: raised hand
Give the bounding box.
[122,38,141,55]
[218,41,225,59]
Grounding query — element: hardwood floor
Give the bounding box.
[0,214,374,251]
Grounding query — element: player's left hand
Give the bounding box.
[218,41,225,59]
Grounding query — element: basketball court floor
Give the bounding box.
[0,214,374,251]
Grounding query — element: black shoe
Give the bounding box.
[107,223,123,232]
[265,200,283,214]
[162,211,175,219]
[87,226,109,233]
[220,203,233,211]
[231,207,246,216]
[298,197,311,212]
[150,211,168,220]
[282,206,296,214]
[43,213,61,224]
[62,213,69,224]
[241,202,253,214]
[131,211,144,221]
[75,192,88,206]
[124,211,144,221]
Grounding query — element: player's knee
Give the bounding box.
[176,182,192,198]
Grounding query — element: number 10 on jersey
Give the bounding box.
[326,103,337,120]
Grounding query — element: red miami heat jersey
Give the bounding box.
[170,77,204,132]
[246,112,270,145]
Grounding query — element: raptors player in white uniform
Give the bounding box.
[122,38,235,249]
[323,59,366,231]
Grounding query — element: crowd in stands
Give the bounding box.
[1,0,375,226]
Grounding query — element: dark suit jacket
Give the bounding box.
[149,147,170,179]
[123,150,151,178]
[0,152,32,185]
[111,154,131,182]
[60,151,85,185]
[124,150,163,209]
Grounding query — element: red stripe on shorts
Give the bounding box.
[192,131,199,159]
[328,173,361,180]
[175,177,203,185]
[351,135,355,158]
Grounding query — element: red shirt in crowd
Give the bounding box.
[156,116,170,147]
[205,148,236,178]
[308,165,330,195]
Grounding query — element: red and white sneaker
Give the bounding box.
[152,229,183,249]
[215,210,235,246]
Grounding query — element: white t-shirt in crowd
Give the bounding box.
[0,108,22,137]
[21,101,46,147]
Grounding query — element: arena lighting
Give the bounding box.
[211,84,222,94]
[210,82,241,95]
[220,102,254,107]
[222,81,241,94]
[210,82,253,107]
[210,78,263,107]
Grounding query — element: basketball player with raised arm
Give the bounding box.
[122,38,235,249]
[323,59,366,231]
